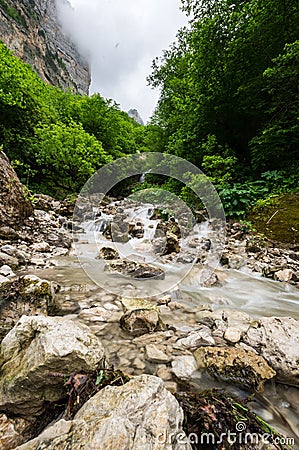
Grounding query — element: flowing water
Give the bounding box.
[30,201,299,446]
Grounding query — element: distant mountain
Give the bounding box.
[0,0,90,95]
[128,109,144,125]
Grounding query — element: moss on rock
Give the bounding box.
[248,193,299,246]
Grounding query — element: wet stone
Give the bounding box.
[194,346,276,392]
[105,260,165,279]
[175,327,215,350]
[171,355,198,380]
[155,365,173,381]
[120,309,165,336]
[145,344,171,363]
[97,247,119,260]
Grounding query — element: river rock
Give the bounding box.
[0,275,10,284]
[0,226,21,240]
[174,327,215,350]
[120,298,165,336]
[78,305,122,324]
[224,327,242,343]
[194,346,276,391]
[1,245,28,264]
[0,151,33,230]
[145,344,171,363]
[171,356,198,381]
[196,308,252,340]
[163,231,181,255]
[33,194,58,212]
[97,247,119,260]
[0,275,60,341]
[0,252,19,269]
[16,375,191,450]
[273,268,294,282]
[31,241,51,253]
[103,221,130,243]
[105,260,165,280]
[243,317,299,385]
[0,315,107,416]
[129,222,144,238]
[0,265,15,277]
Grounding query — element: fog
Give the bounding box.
[57,0,188,123]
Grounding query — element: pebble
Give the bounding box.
[132,357,146,370]
[0,265,14,277]
[145,344,171,363]
[171,355,197,380]
[164,381,178,393]
[155,365,173,381]
[224,327,242,343]
[175,328,215,350]
[274,268,293,282]
[31,241,51,252]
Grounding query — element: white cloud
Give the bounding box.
[57,0,187,123]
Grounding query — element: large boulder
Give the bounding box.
[120,298,165,336]
[194,346,276,392]
[0,315,107,416]
[0,275,60,341]
[15,375,191,450]
[243,316,299,385]
[0,152,33,230]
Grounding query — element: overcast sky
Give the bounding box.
[58,0,188,123]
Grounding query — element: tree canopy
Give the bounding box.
[0,41,152,197]
[149,0,299,174]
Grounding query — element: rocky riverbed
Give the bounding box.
[0,154,299,449]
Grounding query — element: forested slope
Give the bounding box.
[0,41,162,198]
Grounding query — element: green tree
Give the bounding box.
[29,121,112,197]
[149,0,299,172]
[250,41,299,172]
[0,41,57,161]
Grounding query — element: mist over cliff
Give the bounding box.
[0,0,90,94]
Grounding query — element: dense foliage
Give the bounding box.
[0,42,160,197]
[148,0,299,215]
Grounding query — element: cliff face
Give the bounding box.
[128,109,144,126]
[0,0,90,94]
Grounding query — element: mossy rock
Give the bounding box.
[0,275,60,341]
[194,346,276,392]
[248,193,299,246]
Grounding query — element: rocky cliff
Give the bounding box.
[0,151,33,232]
[128,109,144,126]
[0,0,90,94]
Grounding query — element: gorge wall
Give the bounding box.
[0,0,90,94]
